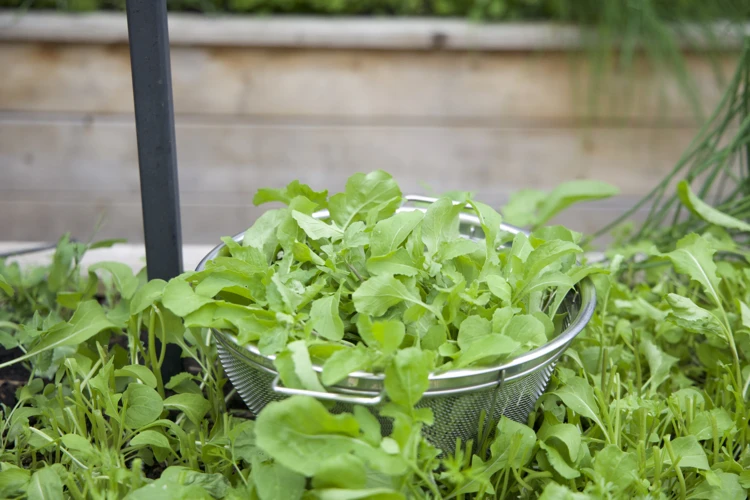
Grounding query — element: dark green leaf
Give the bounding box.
[163,393,211,426]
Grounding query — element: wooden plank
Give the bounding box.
[0,117,697,196]
[0,13,747,51]
[0,43,734,121]
[0,117,693,242]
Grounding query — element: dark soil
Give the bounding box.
[0,347,29,407]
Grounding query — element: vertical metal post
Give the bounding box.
[126,0,183,380]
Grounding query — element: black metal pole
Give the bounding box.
[126,0,184,381]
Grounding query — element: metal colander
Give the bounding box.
[197,195,596,453]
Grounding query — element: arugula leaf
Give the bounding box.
[421,197,465,258]
[163,394,211,426]
[662,234,722,307]
[0,274,14,297]
[370,211,424,257]
[255,396,406,476]
[0,300,116,370]
[366,249,420,277]
[593,445,637,491]
[663,436,709,470]
[162,279,213,318]
[254,180,328,208]
[328,171,402,228]
[251,457,306,500]
[677,181,750,232]
[553,377,607,438]
[115,364,158,389]
[666,294,726,339]
[352,275,425,317]
[124,383,164,428]
[321,345,372,386]
[310,294,345,341]
[384,348,432,408]
[292,211,344,241]
[27,467,63,500]
[89,262,140,301]
[130,430,171,450]
[489,417,536,469]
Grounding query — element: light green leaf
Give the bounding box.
[421,197,465,257]
[538,423,581,462]
[538,441,580,479]
[502,315,547,349]
[125,479,213,500]
[538,482,591,500]
[0,301,116,370]
[292,210,344,241]
[124,383,164,428]
[343,221,369,248]
[384,348,432,407]
[0,467,29,499]
[0,274,14,297]
[328,171,402,228]
[253,180,327,208]
[162,279,213,317]
[553,377,607,435]
[310,294,345,341]
[501,189,547,227]
[311,454,367,490]
[641,340,679,390]
[666,293,726,339]
[370,210,424,257]
[677,181,750,232]
[688,408,735,440]
[436,239,482,262]
[535,180,619,228]
[115,365,158,389]
[523,240,582,279]
[489,417,536,469]
[662,234,722,307]
[664,436,709,470]
[593,445,637,491]
[255,396,406,477]
[469,200,503,269]
[251,458,305,500]
[322,345,371,386]
[454,335,519,368]
[372,320,406,354]
[242,209,286,262]
[287,340,325,392]
[366,249,419,277]
[485,275,512,304]
[89,262,140,300]
[352,275,424,317]
[27,467,63,500]
[163,393,211,426]
[130,430,171,449]
[314,489,405,500]
[129,279,167,315]
[160,467,231,499]
[689,471,745,500]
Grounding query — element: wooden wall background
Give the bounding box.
[0,15,738,245]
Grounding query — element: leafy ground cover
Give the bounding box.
[1,36,750,500]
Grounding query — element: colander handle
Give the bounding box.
[271,375,384,406]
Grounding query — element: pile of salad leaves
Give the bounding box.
[1,171,749,499]
[176,171,599,395]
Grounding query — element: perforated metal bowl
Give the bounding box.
[197,195,595,452]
